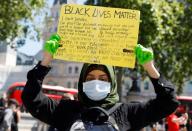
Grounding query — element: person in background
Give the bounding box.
[61,93,74,100]
[0,99,19,131]
[22,34,179,131]
[150,120,165,131]
[166,109,188,131]
[11,105,21,131]
[0,92,8,109]
[177,105,189,131]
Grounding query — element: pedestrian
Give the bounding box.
[61,93,75,100]
[0,92,8,109]
[0,99,19,131]
[22,34,179,131]
[166,109,188,131]
[11,105,21,131]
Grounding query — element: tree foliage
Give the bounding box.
[85,0,192,94]
[0,0,45,44]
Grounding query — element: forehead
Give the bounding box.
[83,65,111,81]
[86,65,106,72]
[86,70,108,76]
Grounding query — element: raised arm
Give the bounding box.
[21,34,61,124]
[135,44,160,79]
[41,34,61,66]
[127,44,179,130]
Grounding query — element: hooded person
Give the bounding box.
[22,34,179,131]
[78,64,119,109]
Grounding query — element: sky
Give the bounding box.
[18,0,86,56]
[76,0,86,4]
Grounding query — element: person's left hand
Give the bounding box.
[135,44,160,78]
[135,44,154,65]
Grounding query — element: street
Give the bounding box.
[18,112,37,131]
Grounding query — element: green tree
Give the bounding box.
[173,0,192,94]
[85,0,192,95]
[0,0,45,45]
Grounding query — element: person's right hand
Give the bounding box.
[41,34,61,66]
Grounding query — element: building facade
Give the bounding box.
[0,42,34,92]
[0,43,17,66]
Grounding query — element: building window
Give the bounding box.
[67,81,71,88]
[50,68,58,76]
[74,82,78,89]
[68,66,72,74]
[75,66,79,74]
[47,81,57,86]
[144,81,149,90]
[16,56,22,65]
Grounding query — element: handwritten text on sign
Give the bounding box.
[54,4,140,68]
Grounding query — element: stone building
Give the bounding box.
[0,43,33,92]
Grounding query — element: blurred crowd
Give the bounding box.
[0,93,21,131]
[1,91,191,131]
[141,105,191,131]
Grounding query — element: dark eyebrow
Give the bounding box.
[99,74,108,77]
[87,74,108,77]
[86,74,95,77]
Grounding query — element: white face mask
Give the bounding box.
[83,80,111,101]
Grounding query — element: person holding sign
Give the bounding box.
[22,34,179,131]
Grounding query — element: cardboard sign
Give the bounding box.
[55,4,140,68]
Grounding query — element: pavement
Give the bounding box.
[18,112,38,131]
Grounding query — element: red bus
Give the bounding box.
[177,96,192,113]
[6,82,78,111]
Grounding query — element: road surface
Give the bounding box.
[18,112,37,131]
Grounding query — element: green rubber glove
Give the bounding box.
[43,34,61,55]
[135,44,154,65]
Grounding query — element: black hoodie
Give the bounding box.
[22,63,179,131]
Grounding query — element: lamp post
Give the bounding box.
[129,68,141,92]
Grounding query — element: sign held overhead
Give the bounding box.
[54,4,140,68]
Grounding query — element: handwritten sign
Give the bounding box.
[54,4,140,68]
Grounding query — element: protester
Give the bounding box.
[150,120,165,131]
[22,34,179,131]
[11,105,21,131]
[0,99,19,131]
[0,92,7,109]
[166,110,188,131]
[61,93,75,100]
[177,105,189,131]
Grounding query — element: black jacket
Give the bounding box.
[22,63,179,131]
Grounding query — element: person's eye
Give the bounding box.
[99,78,109,82]
[86,77,95,81]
